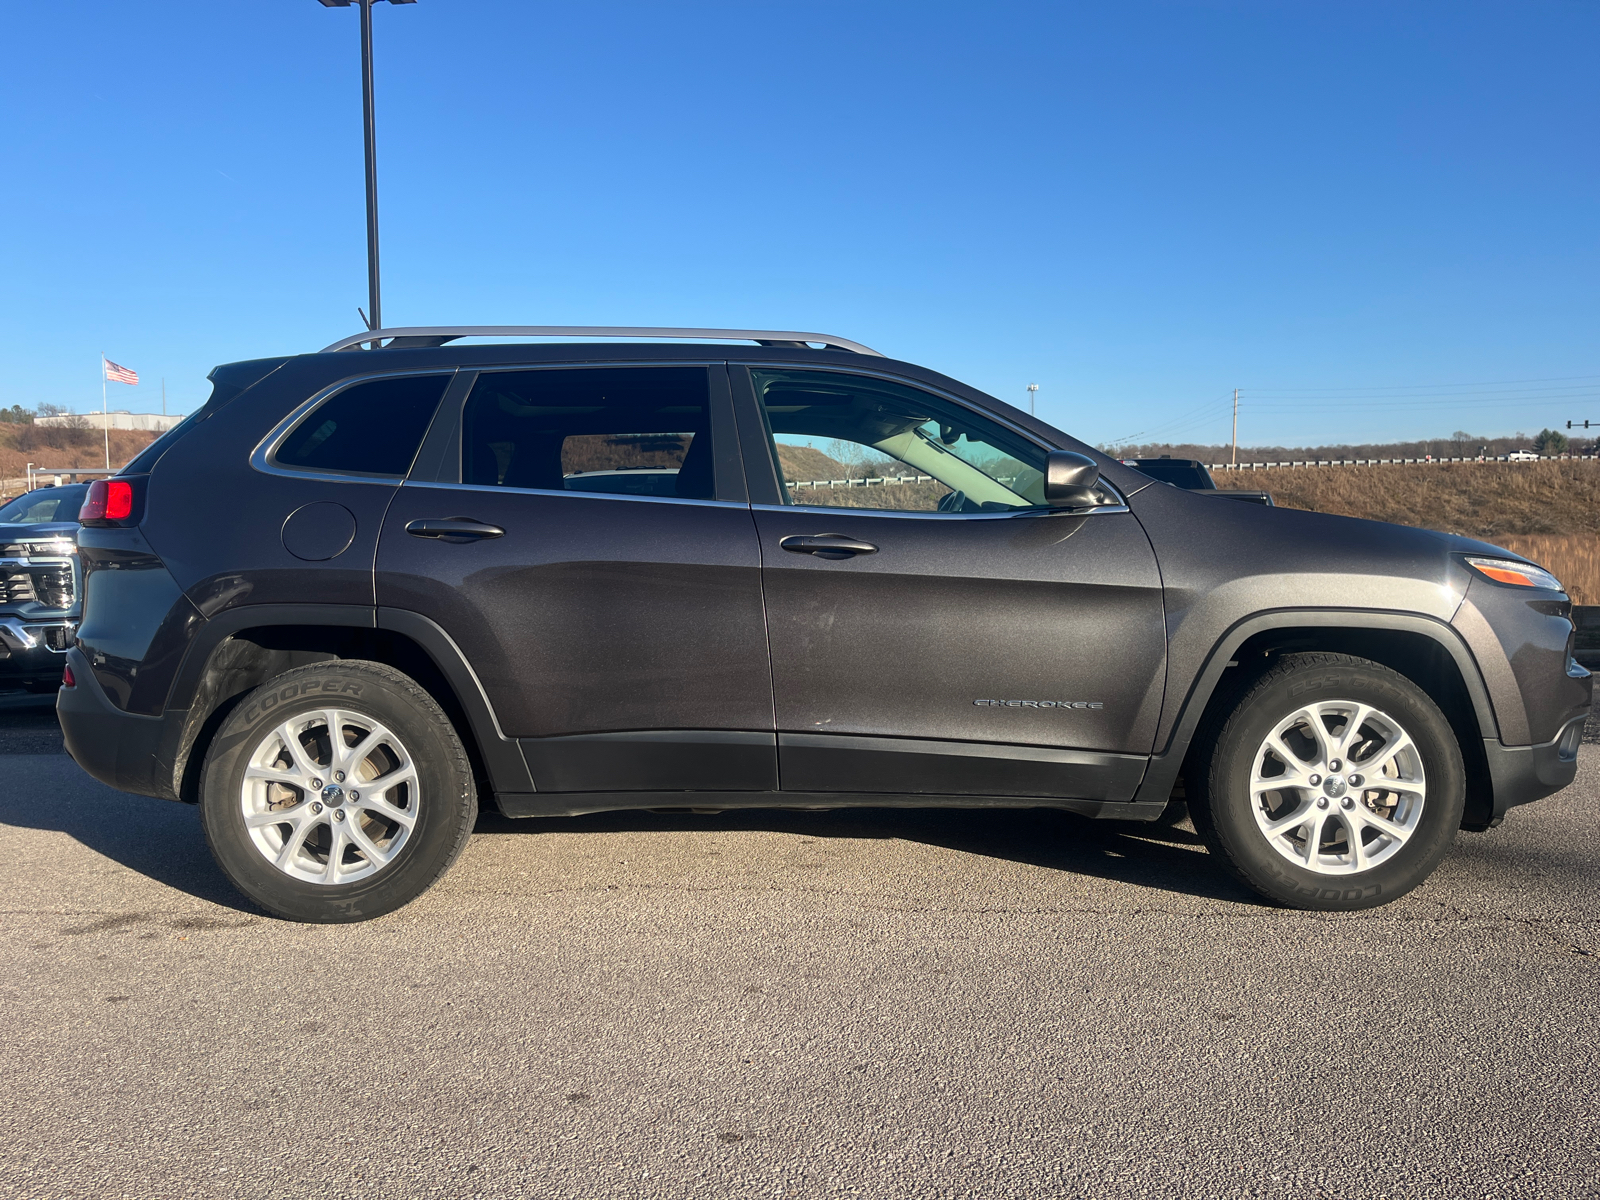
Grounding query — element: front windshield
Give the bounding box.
[0,485,89,525]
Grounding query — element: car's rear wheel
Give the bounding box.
[199,660,476,923]
[1191,652,1465,910]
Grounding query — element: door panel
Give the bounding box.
[754,506,1165,779]
[734,364,1167,801]
[380,486,775,789]
[376,363,776,793]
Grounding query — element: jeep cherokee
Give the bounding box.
[56,327,1592,922]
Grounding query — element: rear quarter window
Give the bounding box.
[273,374,451,477]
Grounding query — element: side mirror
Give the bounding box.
[1043,451,1101,507]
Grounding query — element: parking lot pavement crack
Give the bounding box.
[0,909,259,928]
[1423,903,1600,951]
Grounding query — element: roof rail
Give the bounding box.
[319,326,883,356]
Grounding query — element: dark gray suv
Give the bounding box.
[55,327,1591,922]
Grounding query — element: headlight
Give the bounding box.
[23,539,75,558]
[1464,555,1564,591]
[18,540,74,560]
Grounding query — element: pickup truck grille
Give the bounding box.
[0,543,76,611]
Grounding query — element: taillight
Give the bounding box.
[105,480,134,520]
[79,477,144,526]
[62,664,76,688]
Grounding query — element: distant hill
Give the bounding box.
[776,444,852,481]
[0,426,159,496]
[1106,435,1588,462]
[1214,460,1600,603]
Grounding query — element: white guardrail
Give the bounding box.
[788,474,937,490]
[787,455,1595,491]
[1206,454,1598,470]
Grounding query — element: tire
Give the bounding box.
[199,660,477,923]
[1191,652,1465,911]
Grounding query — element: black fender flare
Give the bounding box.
[377,606,533,792]
[1132,608,1498,806]
[160,603,532,798]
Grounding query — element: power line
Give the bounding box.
[1109,392,1233,445]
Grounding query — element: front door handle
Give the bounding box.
[778,534,879,560]
[405,517,505,542]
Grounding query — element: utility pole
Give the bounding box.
[100,354,110,471]
[359,0,381,334]
[1026,383,1038,416]
[1231,388,1239,466]
[317,0,416,341]
[161,378,166,417]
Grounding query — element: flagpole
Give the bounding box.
[101,353,110,471]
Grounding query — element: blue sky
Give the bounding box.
[2,1,1595,448]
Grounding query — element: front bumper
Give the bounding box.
[0,619,76,683]
[1476,714,1588,828]
[57,646,171,799]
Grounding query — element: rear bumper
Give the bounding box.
[1477,714,1587,828]
[56,646,172,799]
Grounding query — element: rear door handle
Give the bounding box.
[778,534,879,560]
[405,517,505,542]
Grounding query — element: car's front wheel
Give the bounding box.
[199,660,477,923]
[1192,652,1465,910]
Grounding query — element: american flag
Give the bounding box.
[103,358,139,385]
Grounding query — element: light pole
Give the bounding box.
[1026,383,1038,416]
[316,0,416,337]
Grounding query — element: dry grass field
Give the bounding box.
[1215,461,1600,603]
[0,427,159,494]
[1486,535,1600,605]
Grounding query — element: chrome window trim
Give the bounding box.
[750,502,1130,521]
[399,479,746,511]
[741,361,1127,512]
[249,368,459,484]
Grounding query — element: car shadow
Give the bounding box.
[0,756,256,914]
[0,721,1257,911]
[474,803,1265,906]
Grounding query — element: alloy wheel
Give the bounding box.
[239,709,420,885]
[1249,699,1426,875]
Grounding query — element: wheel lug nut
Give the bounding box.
[1309,774,1322,786]
[335,771,345,782]
[311,779,323,790]
[311,801,324,814]
[334,810,346,822]
[1340,797,1355,810]
[1328,759,1342,772]
[349,790,359,801]
[1348,774,1362,787]
[1316,797,1329,808]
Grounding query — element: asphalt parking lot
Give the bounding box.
[1,692,1596,1200]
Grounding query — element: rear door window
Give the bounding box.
[460,367,717,501]
[274,374,452,477]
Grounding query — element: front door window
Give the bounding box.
[752,368,1058,513]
